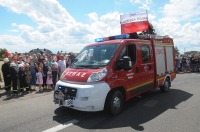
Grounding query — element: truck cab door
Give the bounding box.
[114,43,141,100]
[137,44,155,92]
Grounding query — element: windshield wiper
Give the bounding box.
[74,65,95,69]
[84,65,102,69]
[71,63,103,69]
[73,67,84,69]
[71,63,85,69]
[89,66,100,69]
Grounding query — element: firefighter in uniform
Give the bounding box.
[18,64,26,93]
[1,58,11,93]
[10,62,18,95]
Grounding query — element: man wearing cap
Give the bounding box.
[18,55,25,65]
[1,58,11,93]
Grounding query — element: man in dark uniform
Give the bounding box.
[18,64,26,93]
[10,62,18,95]
[1,58,11,93]
[41,58,48,89]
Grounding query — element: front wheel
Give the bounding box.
[105,90,124,115]
[160,78,170,92]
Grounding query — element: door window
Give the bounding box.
[116,44,136,70]
[141,45,151,63]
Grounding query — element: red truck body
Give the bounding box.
[54,34,176,114]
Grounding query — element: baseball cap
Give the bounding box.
[3,58,9,62]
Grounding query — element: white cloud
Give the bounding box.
[129,0,152,10]
[0,0,200,54]
[0,0,76,26]
[0,35,28,52]
[86,12,121,38]
[8,30,19,33]
[0,0,79,53]
[163,0,200,21]
[12,23,34,31]
[128,0,200,53]
[0,0,122,53]
[87,12,99,22]
[154,0,200,53]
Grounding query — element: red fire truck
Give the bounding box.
[54,33,176,115]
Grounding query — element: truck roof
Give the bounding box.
[87,33,173,47]
[87,39,151,47]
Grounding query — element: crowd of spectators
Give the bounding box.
[1,50,76,96]
[175,53,200,73]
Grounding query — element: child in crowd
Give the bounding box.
[46,67,53,89]
[36,67,43,91]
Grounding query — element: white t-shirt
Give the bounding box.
[52,62,58,68]
[58,60,66,73]
[36,72,43,78]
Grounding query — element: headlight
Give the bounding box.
[87,68,107,82]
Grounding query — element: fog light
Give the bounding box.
[87,106,94,110]
[80,97,89,101]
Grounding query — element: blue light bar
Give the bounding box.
[95,34,130,42]
[114,34,130,39]
[95,38,104,42]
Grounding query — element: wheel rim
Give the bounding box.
[164,80,169,89]
[113,96,121,112]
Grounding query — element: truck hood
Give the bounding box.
[60,68,104,82]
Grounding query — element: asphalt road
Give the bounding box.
[0,73,200,132]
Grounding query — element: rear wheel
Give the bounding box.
[105,90,124,115]
[160,78,170,92]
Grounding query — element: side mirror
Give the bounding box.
[123,56,132,71]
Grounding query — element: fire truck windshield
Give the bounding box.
[71,43,120,69]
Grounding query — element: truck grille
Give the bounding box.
[58,85,77,100]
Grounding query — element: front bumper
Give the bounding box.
[54,80,110,111]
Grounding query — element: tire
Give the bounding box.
[105,90,124,115]
[160,78,170,92]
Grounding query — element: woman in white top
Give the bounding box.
[58,55,66,79]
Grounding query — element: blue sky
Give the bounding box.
[58,0,163,20]
[0,7,36,34]
[0,0,200,54]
